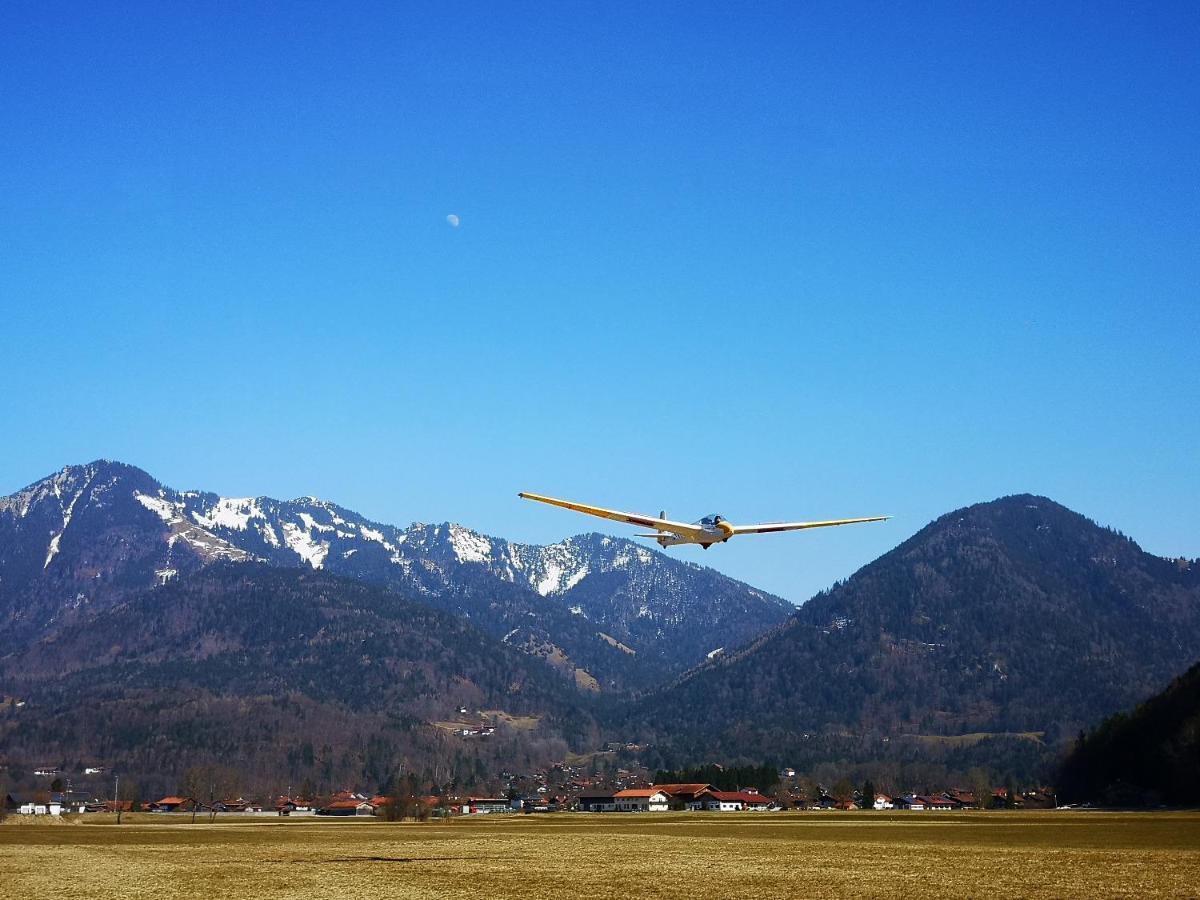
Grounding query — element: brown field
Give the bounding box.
[3,810,1199,899]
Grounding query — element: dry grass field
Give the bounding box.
[3,810,1199,899]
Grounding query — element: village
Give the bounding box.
[5,758,1055,818]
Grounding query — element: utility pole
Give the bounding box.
[114,774,121,824]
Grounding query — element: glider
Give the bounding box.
[518,491,888,549]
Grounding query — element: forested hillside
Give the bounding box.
[1058,659,1200,806]
[0,564,597,793]
[619,495,1200,773]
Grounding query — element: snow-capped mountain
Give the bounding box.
[0,461,793,691]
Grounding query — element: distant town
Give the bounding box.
[5,757,1055,819]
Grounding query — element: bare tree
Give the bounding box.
[181,764,240,823]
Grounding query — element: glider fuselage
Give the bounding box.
[642,514,734,549]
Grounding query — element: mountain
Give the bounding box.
[0,564,593,793]
[0,461,792,691]
[619,495,1200,769]
[1057,658,1200,806]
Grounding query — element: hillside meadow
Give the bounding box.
[3,811,1199,898]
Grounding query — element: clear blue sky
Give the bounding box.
[2,2,1197,603]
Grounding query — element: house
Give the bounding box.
[923,795,954,810]
[944,790,978,809]
[742,793,772,811]
[992,788,1022,808]
[467,797,511,814]
[698,792,746,811]
[651,783,715,807]
[834,800,860,811]
[577,793,617,812]
[613,788,669,812]
[102,800,133,813]
[7,793,53,815]
[894,795,924,811]
[317,799,375,816]
[33,767,60,778]
[84,766,105,775]
[873,794,894,810]
[1022,789,1056,809]
[420,795,442,812]
[150,796,195,813]
[692,791,773,812]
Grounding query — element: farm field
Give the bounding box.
[3,810,1199,899]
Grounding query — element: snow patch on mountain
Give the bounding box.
[191,497,263,531]
[43,533,64,569]
[448,524,492,563]
[536,563,565,596]
[359,525,395,551]
[280,521,329,568]
[44,471,95,568]
[297,512,334,534]
[259,523,281,547]
[136,492,183,523]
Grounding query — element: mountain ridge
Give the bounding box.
[0,460,792,692]
[620,493,1200,769]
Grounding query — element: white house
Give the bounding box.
[695,791,773,811]
[703,792,746,812]
[578,794,617,812]
[19,802,56,815]
[467,797,511,814]
[613,788,669,812]
[873,794,894,810]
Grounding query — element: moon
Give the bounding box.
[446,214,460,228]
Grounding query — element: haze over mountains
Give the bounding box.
[1,461,1198,790]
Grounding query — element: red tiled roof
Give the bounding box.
[614,788,665,798]
[651,783,713,796]
[324,799,367,810]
